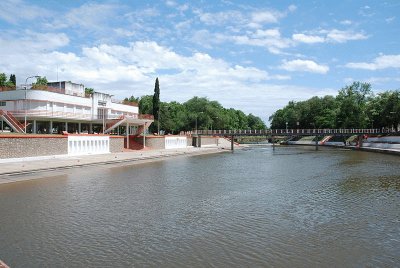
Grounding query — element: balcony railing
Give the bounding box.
[138,114,154,120]
[9,110,93,120]
[7,110,153,122]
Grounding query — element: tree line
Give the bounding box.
[0,73,16,89]
[124,78,265,134]
[125,95,265,134]
[269,82,400,130]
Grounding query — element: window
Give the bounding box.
[0,101,6,106]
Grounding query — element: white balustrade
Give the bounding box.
[68,135,110,155]
[165,136,187,149]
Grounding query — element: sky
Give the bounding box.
[1,0,399,123]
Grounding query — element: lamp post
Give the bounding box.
[195,112,203,147]
[285,121,288,133]
[24,76,40,133]
[211,116,218,134]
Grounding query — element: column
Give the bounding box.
[65,122,68,133]
[33,120,37,134]
[143,122,146,148]
[49,121,53,134]
[126,122,129,149]
[78,122,81,133]
[89,123,93,134]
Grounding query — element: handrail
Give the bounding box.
[195,128,394,135]
[6,111,23,128]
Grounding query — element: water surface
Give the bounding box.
[0,146,399,267]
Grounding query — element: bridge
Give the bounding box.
[193,128,398,151]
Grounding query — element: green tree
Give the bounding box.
[336,82,372,128]
[32,76,48,89]
[124,95,139,103]
[152,77,160,119]
[247,113,266,129]
[9,74,16,86]
[139,95,153,115]
[152,78,160,133]
[0,73,6,86]
[367,90,400,130]
[85,87,94,96]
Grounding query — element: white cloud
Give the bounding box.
[51,3,120,30]
[288,5,297,12]
[280,59,329,74]
[0,0,50,24]
[386,16,395,23]
[292,29,368,45]
[198,10,245,26]
[345,54,400,70]
[232,28,292,54]
[325,29,368,43]
[292,33,325,44]
[359,5,374,17]
[251,10,281,24]
[340,20,352,25]
[1,37,305,120]
[165,0,176,7]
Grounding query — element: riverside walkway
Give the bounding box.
[0,147,229,184]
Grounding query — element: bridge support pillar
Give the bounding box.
[358,135,363,148]
[315,135,319,151]
[231,135,234,151]
[272,136,275,151]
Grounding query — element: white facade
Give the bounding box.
[0,88,138,120]
[0,81,151,134]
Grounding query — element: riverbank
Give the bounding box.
[0,146,232,185]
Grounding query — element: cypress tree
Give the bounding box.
[152,77,160,120]
[9,74,16,85]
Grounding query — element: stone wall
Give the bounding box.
[138,136,165,149]
[0,135,67,159]
[185,136,217,147]
[200,136,218,147]
[110,136,124,152]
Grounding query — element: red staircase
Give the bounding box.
[124,135,145,150]
[0,110,26,133]
[104,115,126,134]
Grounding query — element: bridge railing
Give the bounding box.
[194,128,396,135]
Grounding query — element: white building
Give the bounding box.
[0,81,153,134]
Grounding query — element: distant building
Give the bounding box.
[0,81,153,134]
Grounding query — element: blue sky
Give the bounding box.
[1,0,399,122]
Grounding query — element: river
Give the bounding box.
[0,146,399,267]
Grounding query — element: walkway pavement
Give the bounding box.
[0,146,229,185]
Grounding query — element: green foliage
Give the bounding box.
[152,77,160,119]
[131,95,266,134]
[269,81,399,130]
[139,95,153,115]
[85,87,94,96]
[124,95,139,103]
[35,76,48,86]
[0,73,7,86]
[151,78,161,133]
[32,76,48,90]
[335,82,372,128]
[0,73,16,89]
[9,74,16,86]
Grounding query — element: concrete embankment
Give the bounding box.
[286,135,400,156]
[0,147,232,185]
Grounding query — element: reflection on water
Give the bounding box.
[339,175,400,193]
[0,146,399,267]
